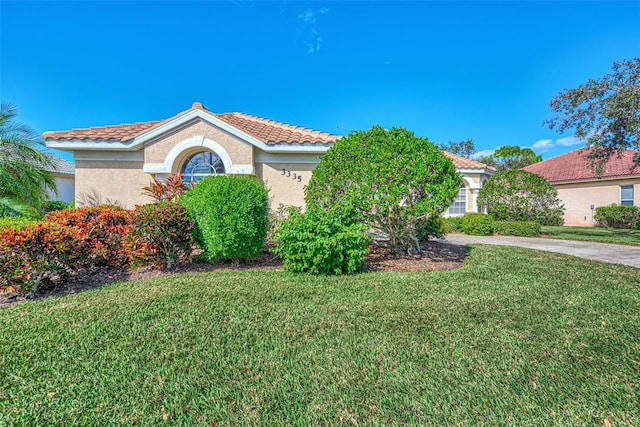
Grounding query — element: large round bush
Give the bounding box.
[305,126,461,254]
[180,175,269,261]
[477,170,565,226]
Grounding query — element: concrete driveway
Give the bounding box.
[443,234,640,269]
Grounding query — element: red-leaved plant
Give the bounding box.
[142,174,187,202]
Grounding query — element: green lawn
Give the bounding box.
[541,225,640,246]
[1,245,639,426]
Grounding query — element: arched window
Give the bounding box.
[448,185,467,215]
[181,151,225,183]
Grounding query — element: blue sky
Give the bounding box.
[2,1,639,163]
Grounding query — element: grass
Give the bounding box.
[1,245,639,426]
[541,225,640,246]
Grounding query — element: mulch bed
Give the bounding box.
[0,240,468,309]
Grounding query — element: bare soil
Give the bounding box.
[0,241,468,309]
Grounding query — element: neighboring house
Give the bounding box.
[44,102,494,212]
[46,156,75,204]
[442,152,496,216]
[523,148,640,226]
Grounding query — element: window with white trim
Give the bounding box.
[448,185,467,215]
[181,151,225,183]
[620,185,634,206]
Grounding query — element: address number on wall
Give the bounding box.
[281,169,302,182]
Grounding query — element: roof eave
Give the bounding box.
[45,139,139,151]
[457,167,496,175]
[549,174,640,185]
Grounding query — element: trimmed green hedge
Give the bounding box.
[180,176,269,261]
[594,204,640,229]
[443,216,463,233]
[460,213,494,236]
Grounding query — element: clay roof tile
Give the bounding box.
[44,102,338,145]
[523,148,640,182]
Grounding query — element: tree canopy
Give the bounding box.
[545,57,640,169]
[477,170,564,226]
[305,126,462,254]
[440,139,476,158]
[477,145,543,171]
[0,103,58,217]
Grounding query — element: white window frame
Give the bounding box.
[448,185,467,216]
[181,151,226,184]
[620,185,634,206]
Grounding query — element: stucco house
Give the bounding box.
[44,102,494,212]
[523,148,640,226]
[47,157,75,204]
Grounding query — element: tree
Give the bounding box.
[476,145,542,171]
[477,170,564,226]
[0,103,58,217]
[305,126,462,254]
[545,58,640,170]
[440,139,476,158]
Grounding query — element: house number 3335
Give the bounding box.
[281,169,302,182]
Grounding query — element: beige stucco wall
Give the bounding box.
[256,162,316,208]
[144,119,253,168]
[74,160,153,209]
[556,177,640,226]
[442,171,493,216]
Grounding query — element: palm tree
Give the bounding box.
[0,102,58,217]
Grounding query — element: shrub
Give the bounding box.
[44,205,132,268]
[443,216,464,233]
[460,213,494,236]
[0,222,82,293]
[180,176,269,261]
[493,220,541,237]
[42,200,70,215]
[478,170,564,226]
[0,216,34,231]
[127,201,195,269]
[305,126,461,254]
[274,207,369,275]
[416,214,445,241]
[267,204,302,243]
[594,204,640,229]
[142,173,188,202]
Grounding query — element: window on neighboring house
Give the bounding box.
[620,185,634,206]
[181,151,225,184]
[448,185,467,215]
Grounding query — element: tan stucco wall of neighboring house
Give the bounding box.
[555,177,640,226]
[74,160,153,209]
[144,119,254,168]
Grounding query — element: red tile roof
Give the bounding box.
[43,121,162,142]
[43,102,492,170]
[523,148,640,183]
[444,151,496,171]
[43,102,335,145]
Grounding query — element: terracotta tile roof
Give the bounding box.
[523,148,640,183]
[43,121,162,142]
[43,102,336,145]
[444,151,496,171]
[216,112,335,144]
